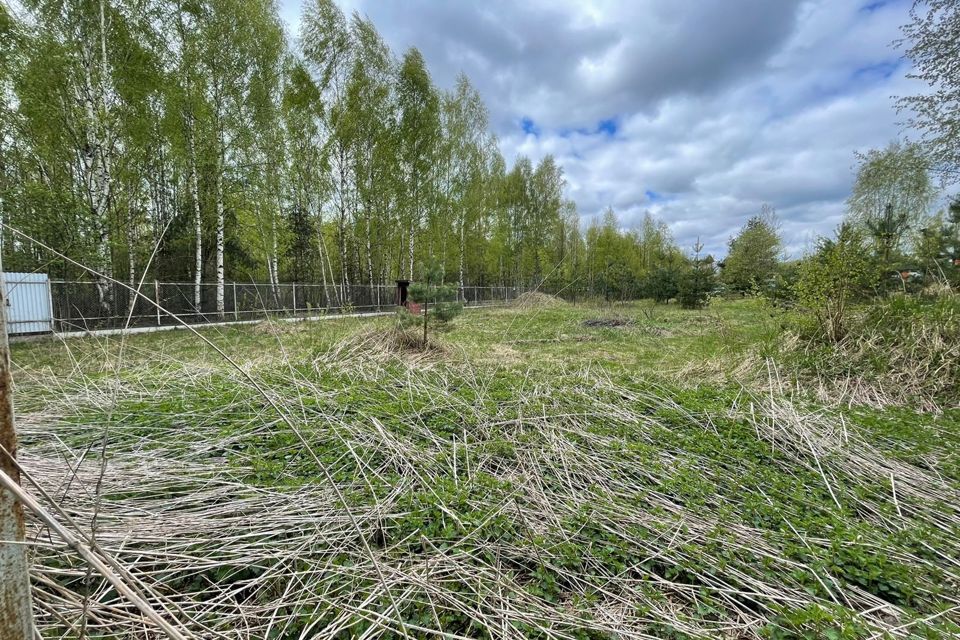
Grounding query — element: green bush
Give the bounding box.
[677,261,715,310]
[793,224,876,342]
[642,267,680,303]
[406,259,463,343]
[780,292,960,408]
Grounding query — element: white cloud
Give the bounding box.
[277,0,953,257]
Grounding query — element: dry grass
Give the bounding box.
[13,330,960,639]
[510,292,567,310]
[316,327,455,371]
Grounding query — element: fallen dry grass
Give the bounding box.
[12,322,960,639]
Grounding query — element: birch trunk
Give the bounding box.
[365,212,375,308]
[0,268,35,640]
[408,183,416,280]
[189,132,202,310]
[458,212,465,299]
[215,141,225,318]
[80,0,115,317]
[317,213,340,308]
[270,211,279,306]
[127,212,136,316]
[336,146,351,303]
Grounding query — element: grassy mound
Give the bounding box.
[317,326,452,368]
[511,291,567,310]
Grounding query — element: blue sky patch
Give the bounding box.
[852,60,899,82]
[596,118,618,136]
[860,1,888,13]
[520,117,540,137]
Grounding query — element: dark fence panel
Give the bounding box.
[49,281,522,332]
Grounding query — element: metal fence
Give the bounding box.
[49,281,522,332]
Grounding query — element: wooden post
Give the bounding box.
[154,280,161,326]
[0,268,35,639]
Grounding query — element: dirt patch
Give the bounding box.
[511,292,567,310]
[582,317,634,328]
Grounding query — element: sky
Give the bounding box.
[277,0,947,258]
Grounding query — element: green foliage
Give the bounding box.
[899,0,960,179]
[847,141,936,265]
[794,224,875,342]
[780,291,960,408]
[677,240,715,309]
[761,261,801,307]
[721,207,783,293]
[584,210,684,303]
[643,266,680,303]
[407,259,463,342]
[914,198,960,285]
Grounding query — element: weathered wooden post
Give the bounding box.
[0,268,35,639]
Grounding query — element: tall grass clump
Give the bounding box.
[782,289,960,409]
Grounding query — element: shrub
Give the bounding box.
[643,267,680,303]
[793,224,875,342]
[405,260,463,344]
[779,292,960,408]
[677,248,716,310]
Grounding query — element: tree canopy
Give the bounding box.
[720,208,782,293]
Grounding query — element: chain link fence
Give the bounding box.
[49,281,522,332]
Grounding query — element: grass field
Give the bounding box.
[12,299,960,639]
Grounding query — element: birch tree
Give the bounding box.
[397,48,440,281]
[899,0,960,181]
[848,141,937,263]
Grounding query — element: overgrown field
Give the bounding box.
[11,299,960,639]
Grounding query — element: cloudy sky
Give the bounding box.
[278,0,943,258]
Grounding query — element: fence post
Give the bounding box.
[292,282,297,315]
[45,277,55,333]
[0,267,36,640]
[233,282,239,321]
[154,280,161,326]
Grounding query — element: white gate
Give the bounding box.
[3,272,53,335]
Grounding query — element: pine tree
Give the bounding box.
[406,259,462,344]
[678,239,716,310]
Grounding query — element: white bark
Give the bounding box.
[315,213,330,309]
[78,0,115,318]
[215,142,225,318]
[335,145,351,302]
[269,210,279,306]
[408,184,416,281]
[459,212,465,299]
[127,212,136,316]
[365,213,375,308]
[189,133,202,310]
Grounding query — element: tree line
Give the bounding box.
[1,0,957,319]
[0,0,587,315]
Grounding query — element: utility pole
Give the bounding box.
[0,268,35,638]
